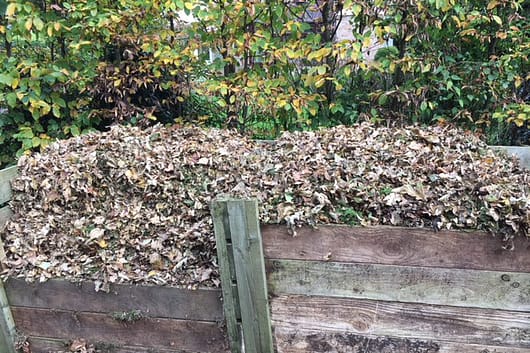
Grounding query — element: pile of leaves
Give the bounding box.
[2,124,529,288]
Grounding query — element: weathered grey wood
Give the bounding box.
[491,146,530,169]
[267,259,530,311]
[0,206,13,268]
[226,199,274,353]
[5,279,222,321]
[273,326,530,353]
[0,166,16,206]
[0,206,12,230]
[271,295,530,348]
[211,201,242,353]
[0,173,15,353]
[0,194,15,352]
[27,336,202,353]
[12,307,228,352]
[262,225,530,272]
[0,281,16,353]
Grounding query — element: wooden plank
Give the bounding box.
[0,170,15,353]
[0,281,15,353]
[211,200,242,353]
[0,184,15,353]
[267,259,530,311]
[5,279,222,321]
[271,295,530,348]
[226,199,274,353]
[0,166,16,206]
[274,327,530,353]
[27,336,203,353]
[0,206,12,230]
[12,307,228,352]
[0,206,13,267]
[262,225,530,272]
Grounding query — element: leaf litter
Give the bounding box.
[1,123,528,288]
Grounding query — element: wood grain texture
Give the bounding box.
[267,259,530,311]
[271,295,530,348]
[261,225,530,272]
[0,282,15,353]
[12,307,228,352]
[227,199,274,353]
[0,169,15,352]
[273,327,530,353]
[5,279,223,321]
[0,166,16,206]
[27,336,205,353]
[211,200,242,353]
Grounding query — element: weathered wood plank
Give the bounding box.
[5,279,222,321]
[211,200,242,353]
[271,295,530,348]
[0,206,13,268]
[27,336,203,353]
[12,307,228,352]
[0,170,15,353]
[262,225,530,272]
[0,206,12,231]
[0,281,15,353]
[226,199,274,353]
[0,166,16,206]
[267,259,530,311]
[274,327,530,353]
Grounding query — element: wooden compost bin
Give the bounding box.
[262,225,530,353]
[212,200,530,353]
[0,166,228,353]
[1,161,530,353]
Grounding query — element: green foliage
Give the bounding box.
[177,0,528,136]
[0,0,196,167]
[332,0,528,130]
[111,309,144,322]
[0,0,528,167]
[337,207,363,225]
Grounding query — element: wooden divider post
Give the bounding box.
[0,166,18,353]
[0,283,16,353]
[211,199,274,353]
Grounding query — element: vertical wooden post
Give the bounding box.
[0,166,17,206]
[0,166,18,353]
[212,201,242,353]
[212,199,274,353]
[0,282,16,353]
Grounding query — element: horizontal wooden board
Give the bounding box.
[271,295,530,348]
[12,307,228,352]
[273,327,530,353]
[0,166,16,206]
[267,259,530,311]
[6,279,222,322]
[27,336,203,353]
[261,225,530,272]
